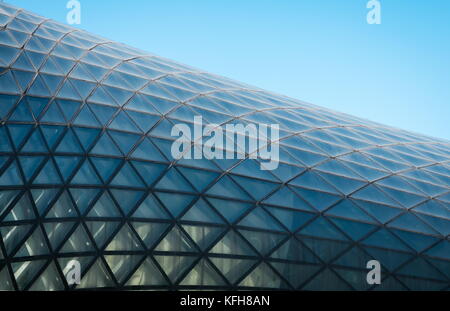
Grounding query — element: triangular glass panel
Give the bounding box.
[56,99,81,122]
[271,262,321,289]
[18,156,45,182]
[154,255,197,284]
[301,268,351,291]
[415,213,450,237]
[0,267,14,290]
[209,257,257,285]
[318,172,366,195]
[270,238,320,263]
[13,70,34,92]
[4,193,35,221]
[132,194,171,220]
[43,221,76,250]
[108,130,140,155]
[73,105,101,127]
[60,224,95,253]
[9,98,34,122]
[54,155,82,182]
[69,188,100,215]
[1,224,33,255]
[31,188,60,216]
[289,170,339,194]
[0,190,20,217]
[87,85,117,106]
[57,80,81,101]
[105,224,143,251]
[126,110,160,133]
[105,254,143,284]
[332,245,373,269]
[205,198,252,224]
[70,159,102,185]
[263,186,314,212]
[109,111,141,133]
[26,51,46,70]
[328,217,377,241]
[265,206,315,232]
[354,199,403,224]
[12,50,35,71]
[351,184,401,208]
[298,216,348,241]
[85,221,121,249]
[0,160,23,186]
[45,190,77,218]
[361,228,411,252]
[180,258,227,286]
[291,186,341,212]
[89,132,122,156]
[132,222,170,249]
[72,127,101,151]
[239,229,286,256]
[178,167,219,193]
[40,74,63,94]
[155,225,196,252]
[110,162,145,188]
[238,207,285,232]
[131,161,167,187]
[0,70,19,94]
[15,227,50,257]
[125,257,168,286]
[28,74,51,97]
[77,258,115,289]
[40,57,63,75]
[12,260,47,290]
[33,158,61,184]
[7,124,33,150]
[378,185,427,209]
[387,212,438,236]
[21,128,47,153]
[206,175,252,201]
[154,192,196,218]
[40,125,65,150]
[182,225,225,251]
[325,199,376,223]
[87,191,121,218]
[397,257,446,281]
[40,102,65,123]
[231,175,279,201]
[181,198,224,224]
[0,94,18,120]
[332,267,372,291]
[110,189,144,216]
[55,128,83,154]
[88,103,117,126]
[90,157,122,183]
[154,167,195,192]
[69,79,96,100]
[390,228,439,253]
[239,262,289,289]
[209,230,256,256]
[130,137,167,162]
[29,261,65,291]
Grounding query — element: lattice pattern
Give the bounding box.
[0,3,449,291]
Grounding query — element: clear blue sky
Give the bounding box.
[6,0,450,140]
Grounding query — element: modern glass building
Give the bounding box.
[0,3,449,291]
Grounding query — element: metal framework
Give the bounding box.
[0,3,449,291]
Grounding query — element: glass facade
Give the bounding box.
[0,3,449,291]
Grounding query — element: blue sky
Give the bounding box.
[6,0,450,140]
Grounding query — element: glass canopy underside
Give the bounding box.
[0,3,449,291]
